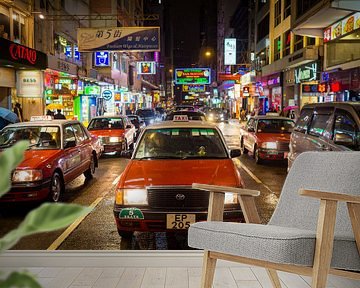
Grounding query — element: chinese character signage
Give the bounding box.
[84,86,100,96]
[175,68,211,85]
[224,38,236,65]
[324,12,360,42]
[94,52,110,66]
[182,84,206,92]
[77,27,160,52]
[136,61,156,74]
[295,62,319,84]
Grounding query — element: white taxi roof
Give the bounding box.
[5,119,80,128]
[143,120,217,130]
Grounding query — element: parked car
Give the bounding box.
[288,102,360,170]
[113,119,243,238]
[126,115,146,140]
[0,117,101,202]
[87,115,136,154]
[135,108,156,125]
[165,110,207,121]
[240,116,295,164]
[205,108,229,122]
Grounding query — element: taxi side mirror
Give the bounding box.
[126,124,132,129]
[120,149,133,158]
[64,140,76,149]
[230,149,241,158]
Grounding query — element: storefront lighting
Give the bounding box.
[39,14,45,19]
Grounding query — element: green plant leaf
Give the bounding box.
[0,271,41,288]
[0,203,92,251]
[0,141,29,198]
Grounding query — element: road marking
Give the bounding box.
[112,175,121,185]
[47,196,104,250]
[233,158,274,193]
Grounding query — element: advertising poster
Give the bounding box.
[175,68,211,84]
[16,70,43,97]
[136,61,156,74]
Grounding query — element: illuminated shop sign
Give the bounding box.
[267,76,281,86]
[0,37,47,69]
[94,51,110,67]
[224,38,236,65]
[136,61,156,74]
[78,27,160,52]
[295,62,319,84]
[182,84,205,92]
[65,45,80,60]
[84,86,101,96]
[324,12,360,42]
[175,68,211,84]
[17,70,43,97]
[101,89,113,101]
[302,82,342,93]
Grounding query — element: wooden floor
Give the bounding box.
[1,251,359,288]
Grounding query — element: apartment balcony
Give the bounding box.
[292,0,360,37]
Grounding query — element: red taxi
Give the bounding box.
[239,116,295,164]
[113,116,243,238]
[0,117,102,202]
[87,116,136,154]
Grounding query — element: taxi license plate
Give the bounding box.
[166,214,195,229]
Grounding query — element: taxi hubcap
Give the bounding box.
[51,176,61,202]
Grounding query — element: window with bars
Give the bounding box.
[274,0,282,27]
[274,36,281,61]
[294,35,304,51]
[283,30,291,57]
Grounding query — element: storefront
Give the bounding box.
[240,71,256,113]
[76,84,100,126]
[45,55,78,119]
[257,72,282,113]
[0,37,47,120]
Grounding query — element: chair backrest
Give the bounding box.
[269,151,360,239]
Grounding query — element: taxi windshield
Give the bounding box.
[134,128,228,159]
[0,126,60,149]
[88,118,124,130]
[257,119,295,133]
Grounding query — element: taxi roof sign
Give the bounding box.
[173,115,189,122]
[30,115,53,121]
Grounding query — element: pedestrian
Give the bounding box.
[54,109,66,119]
[14,103,23,122]
[46,109,54,116]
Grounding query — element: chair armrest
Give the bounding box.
[192,183,260,197]
[299,189,360,204]
[193,183,261,223]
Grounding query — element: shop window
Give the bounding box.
[0,12,10,40]
[294,35,304,51]
[284,0,291,18]
[306,37,315,46]
[273,36,281,61]
[283,30,291,57]
[274,0,282,27]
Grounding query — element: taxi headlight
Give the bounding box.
[109,137,123,143]
[115,188,148,205]
[224,192,238,204]
[262,142,277,149]
[12,169,43,182]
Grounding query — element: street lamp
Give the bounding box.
[205,51,211,57]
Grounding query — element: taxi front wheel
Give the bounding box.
[84,154,96,179]
[49,172,64,202]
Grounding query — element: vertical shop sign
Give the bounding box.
[16,70,43,97]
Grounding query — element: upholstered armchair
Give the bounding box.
[188,151,360,288]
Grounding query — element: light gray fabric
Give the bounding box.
[188,151,360,271]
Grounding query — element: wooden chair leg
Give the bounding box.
[311,200,337,288]
[201,250,217,288]
[266,269,282,288]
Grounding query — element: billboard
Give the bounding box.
[182,84,205,92]
[136,61,156,74]
[175,68,211,85]
[77,27,160,52]
[224,38,236,65]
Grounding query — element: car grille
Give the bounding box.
[147,186,209,210]
[277,141,289,151]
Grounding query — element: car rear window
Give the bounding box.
[294,108,313,133]
[134,128,228,159]
[257,119,294,133]
[88,118,124,130]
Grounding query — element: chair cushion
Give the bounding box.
[188,221,360,271]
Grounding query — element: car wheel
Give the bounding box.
[84,154,96,179]
[49,172,64,202]
[240,138,248,154]
[118,230,133,239]
[254,146,262,164]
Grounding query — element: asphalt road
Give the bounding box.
[0,120,287,250]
